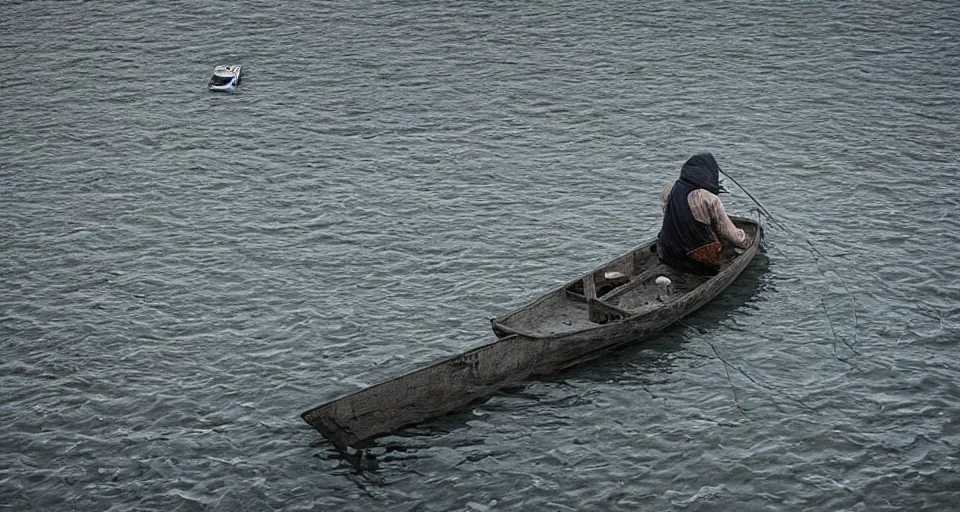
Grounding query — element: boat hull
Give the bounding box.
[303,217,762,452]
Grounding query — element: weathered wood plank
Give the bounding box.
[583,273,597,301]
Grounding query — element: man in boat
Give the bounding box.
[657,153,749,276]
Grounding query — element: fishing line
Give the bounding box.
[708,337,818,413]
[721,168,950,345]
[821,296,857,364]
[706,339,749,418]
[718,168,862,358]
[675,314,817,414]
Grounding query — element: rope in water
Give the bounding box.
[718,168,861,360]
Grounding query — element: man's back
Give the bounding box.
[656,153,748,275]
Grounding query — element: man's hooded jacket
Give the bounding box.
[657,153,727,275]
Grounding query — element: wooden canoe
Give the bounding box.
[302,217,763,453]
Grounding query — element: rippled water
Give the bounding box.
[2,1,959,510]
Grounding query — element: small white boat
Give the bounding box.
[208,65,241,92]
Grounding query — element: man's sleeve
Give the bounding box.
[702,192,748,248]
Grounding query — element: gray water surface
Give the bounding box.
[2,1,959,510]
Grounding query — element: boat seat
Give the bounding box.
[587,298,632,324]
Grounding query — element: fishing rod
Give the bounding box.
[718,169,786,231]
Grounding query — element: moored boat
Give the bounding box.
[302,217,762,453]
[208,65,241,92]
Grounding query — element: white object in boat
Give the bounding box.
[655,276,673,302]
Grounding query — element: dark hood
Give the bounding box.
[677,153,726,195]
